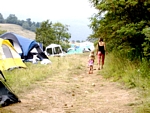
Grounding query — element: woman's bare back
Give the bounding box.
[99,41,105,46]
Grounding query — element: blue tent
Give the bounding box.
[0,32,48,61]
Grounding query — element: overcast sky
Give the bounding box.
[1,0,97,41]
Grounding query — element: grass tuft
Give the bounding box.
[99,52,150,112]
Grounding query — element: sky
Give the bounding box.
[0,0,98,41]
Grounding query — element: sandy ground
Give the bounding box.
[1,66,138,113]
[0,24,35,39]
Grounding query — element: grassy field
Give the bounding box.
[2,54,84,93]
[99,53,150,113]
[0,23,149,113]
[0,53,140,113]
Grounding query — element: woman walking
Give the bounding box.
[96,37,106,70]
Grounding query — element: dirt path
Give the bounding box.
[2,65,138,113]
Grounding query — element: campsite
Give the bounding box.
[0,27,144,113]
[0,53,139,113]
[1,2,150,110]
[0,0,150,111]
[0,29,139,112]
[0,32,49,62]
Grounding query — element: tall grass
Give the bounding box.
[99,52,150,113]
[0,54,88,113]
[1,53,150,112]
[2,61,52,94]
[1,54,86,95]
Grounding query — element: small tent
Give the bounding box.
[45,44,64,57]
[0,32,49,62]
[67,41,95,54]
[79,41,95,52]
[0,81,21,107]
[0,39,26,71]
[0,71,21,107]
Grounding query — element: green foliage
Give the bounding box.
[35,20,71,48]
[59,41,70,52]
[76,40,80,43]
[26,18,32,27]
[52,22,71,44]
[136,105,150,113]
[0,13,5,23]
[6,14,18,24]
[142,27,150,58]
[100,52,137,88]
[89,0,150,61]
[35,20,55,47]
[100,52,150,112]
[1,54,85,94]
[134,59,150,113]
[22,22,30,30]
[0,28,6,35]
[30,24,36,32]
[0,13,41,33]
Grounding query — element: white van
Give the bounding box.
[45,44,64,57]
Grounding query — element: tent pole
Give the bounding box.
[0,70,6,82]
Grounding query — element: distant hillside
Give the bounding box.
[0,24,35,40]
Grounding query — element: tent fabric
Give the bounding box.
[79,41,95,51]
[0,80,21,107]
[67,41,95,54]
[0,70,6,81]
[0,32,49,61]
[0,39,26,71]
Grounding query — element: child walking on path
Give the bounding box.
[88,51,95,74]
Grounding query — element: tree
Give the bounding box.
[52,22,71,44]
[17,20,25,26]
[0,13,43,33]
[35,20,71,49]
[0,13,5,23]
[26,18,32,27]
[89,0,150,60]
[76,40,80,43]
[6,14,18,24]
[142,27,150,59]
[22,22,30,30]
[30,24,36,32]
[35,20,55,47]
[35,22,41,28]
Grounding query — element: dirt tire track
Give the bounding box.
[2,66,138,113]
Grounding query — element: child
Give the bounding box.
[88,51,95,74]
